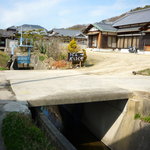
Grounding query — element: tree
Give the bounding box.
[68,39,79,53]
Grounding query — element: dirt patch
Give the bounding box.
[79,51,150,76]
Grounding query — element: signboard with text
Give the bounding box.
[68,53,84,63]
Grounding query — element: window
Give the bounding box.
[107,36,112,47]
[112,36,116,48]
[107,36,116,48]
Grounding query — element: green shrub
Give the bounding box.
[134,113,141,119]
[39,55,46,61]
[68,39,79,53]
[2,112,55,150]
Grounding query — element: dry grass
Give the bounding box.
[0,51,9,69]
[136,68,150,76]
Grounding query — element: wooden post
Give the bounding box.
[70,61,72,68]
[79,61,81,68]
[97,32,102,49]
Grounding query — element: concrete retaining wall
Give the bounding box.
[82,100,127,146]
[34,92,150,150]
[82,92,150,150]
[34,108,76,150]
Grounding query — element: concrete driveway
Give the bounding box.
[1,70,150,106]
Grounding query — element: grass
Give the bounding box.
[134,113,141,119]
[0,51,9,69]
[141,116,150,123]
[2,112,56,150]
[136,68,150,76]
[0,67,7,70]
[134,113,150,123]
[39,55,46,62]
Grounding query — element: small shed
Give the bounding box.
[0,29,16,51]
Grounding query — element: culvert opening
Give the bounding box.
[32,99,128,150]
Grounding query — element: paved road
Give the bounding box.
[1,70,150,106]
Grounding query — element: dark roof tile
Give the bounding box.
[117,27,140,33]
[0,29,15,37]
[49,29,86,38]
[93,22,117,32]
[113,8,150,27]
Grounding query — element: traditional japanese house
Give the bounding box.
[48,29,87,45]
[83,21,117,49]
[0,29,16,51]
[85,8,150,51]
[113,8,150,51]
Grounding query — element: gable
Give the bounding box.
[89,27,99,32]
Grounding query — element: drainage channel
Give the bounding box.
[37,105,110,150]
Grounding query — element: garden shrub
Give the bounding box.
[2,112,55,150]
[35,38,67,61]
[68,39,79,53]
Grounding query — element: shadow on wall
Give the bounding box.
[82,100,128,140]
[110,122,150,150]
[57,100,128,149]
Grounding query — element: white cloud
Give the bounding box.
[0,0,65,28]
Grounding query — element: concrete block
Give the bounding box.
[3,102,30,115]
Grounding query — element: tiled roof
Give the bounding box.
[113,8,150,27]
[0,29,15,37]
[117,27,140,33]
[93,22,117,32]
[49,29,86,38]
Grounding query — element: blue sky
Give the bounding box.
[0,0,149,30]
